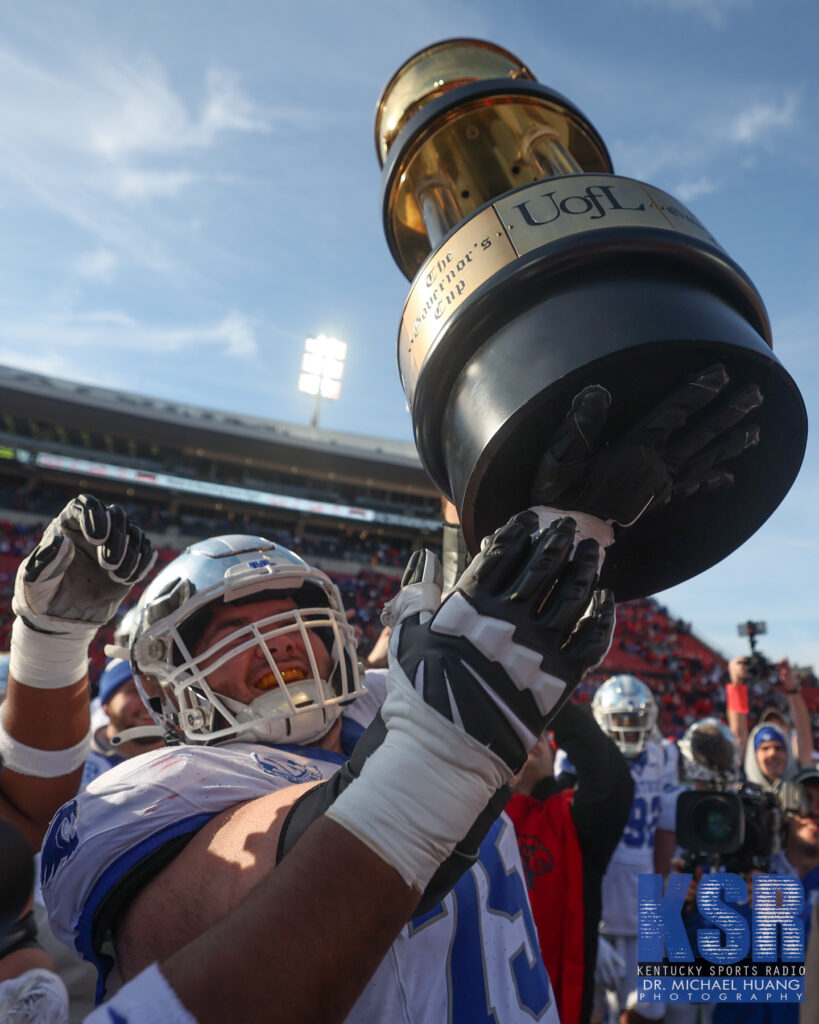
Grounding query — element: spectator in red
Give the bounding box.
[506,701,633,1024]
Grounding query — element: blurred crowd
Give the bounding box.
[2,506,815,741]
[0,493,817,1024]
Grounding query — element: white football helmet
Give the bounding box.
[129,536,363,746]
[678,718,739,782]
[113,605,138,650]
[592,674,657,757]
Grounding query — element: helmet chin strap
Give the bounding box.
[111,725,166,746]
[220,683,341,746]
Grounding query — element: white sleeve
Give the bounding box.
[658,784,682,833]
[341,668,387,728]
[661,739,680,785]
[84,963,196,1024]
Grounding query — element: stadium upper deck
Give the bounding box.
[0,364,443,549]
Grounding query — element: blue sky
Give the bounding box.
[0,0,816,671]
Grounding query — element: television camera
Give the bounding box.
[736,619,776,686]
[676,718,781,873]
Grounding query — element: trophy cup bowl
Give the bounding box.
[376,39,807,600]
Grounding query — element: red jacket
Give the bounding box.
[506,789,586,1024]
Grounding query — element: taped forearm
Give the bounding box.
[9,617,92,689]
[325,715,505,891]
[0,719,92,777]
[277,711,509,912]
[414,782,510,915]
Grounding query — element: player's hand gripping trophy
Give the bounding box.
[375,39,806,598]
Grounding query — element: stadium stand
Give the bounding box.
[0,363,814,741]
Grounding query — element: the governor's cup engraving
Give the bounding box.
[399,206,513,393]
[377,38,807,600]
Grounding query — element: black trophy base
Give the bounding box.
[420,267,806,601]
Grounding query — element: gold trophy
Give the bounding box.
[376,39,806,599]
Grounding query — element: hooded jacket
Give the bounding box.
[742,720,798,791]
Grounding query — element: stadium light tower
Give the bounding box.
[298,334,347,429]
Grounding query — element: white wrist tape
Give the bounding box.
[0,969,69,1024]
[529,506,613,571]
[0,721,92,777]
[84,963,197,1024]
[327,675,508,891]
[10,616,92,688]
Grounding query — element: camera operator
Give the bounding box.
[664,721,734,1024]
[775,768,819,935]
[672,719,796,1024]
[726,657,814,790]
[705,778,816,1024]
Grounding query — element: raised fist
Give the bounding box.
[13,493,156,637]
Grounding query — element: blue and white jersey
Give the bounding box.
[609,741,676,867]
[80,727,127,790]
[601,740,678,937]
[347,814,559,1024]
[657,737,682,833]
[42,670,559,1024]
[41,740,345,961]
[659,737,680,788]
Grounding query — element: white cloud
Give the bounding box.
[88,60,272,163]
[201,68,272,137]
[634,0,752,28]
[78,310,139,328]
[612,87,800,197]
[0,309,259,359]
[75,248,119,282]
[612,135,707,185]
[725,92,800,144]
[0,349,80,380]
[0,41,276,271]
[113,169,196,201]
[216,312,257,357]
[673,176,719,202]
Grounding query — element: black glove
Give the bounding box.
[531,364,762,527]
[387,512,615,773]
[316,519,612,896]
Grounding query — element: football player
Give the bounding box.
[0,495,155,1021]
[39,356,760,1022]
[588,675,679,1024]
[38,503,615,1023]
